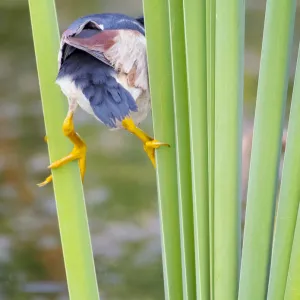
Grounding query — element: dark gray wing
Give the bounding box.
[57,50,137,128]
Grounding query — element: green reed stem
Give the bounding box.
[239,0,296,298]
[143,1,183,299]
[167,0,196,299]
[206,0,216,298]
[28,1,99,299]
[284,205,300,300]
[183,0,210,298]
[267,41,300,300]
[214,0,244,298]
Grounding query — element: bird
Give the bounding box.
[38,13,169,187]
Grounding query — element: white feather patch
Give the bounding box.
[105,30,149,91]
[56,72,151,129]
[56,76,95,115]
[114,72,151,125]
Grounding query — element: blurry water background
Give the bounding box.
[0,0,299,299]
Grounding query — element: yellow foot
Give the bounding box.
[38,111,87,187]
[38,143,86,187]
[122,118,170,167]
[37,143,86,187]
[37,175,53,187]
[49,143,86,174]
[144,139,170,168]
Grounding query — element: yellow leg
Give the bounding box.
[38,111,86,187]
[122,118,169,167]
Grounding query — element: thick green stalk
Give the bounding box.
[214,0,244,299]
[206,0,216,298]
[28,1,99,299]
[267,42,300,300]
[238,0,296,298]
[183,0,210,299]
[167,0,195,299]
[143,1,183,299]
[284,205,300,300]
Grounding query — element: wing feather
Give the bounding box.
[63,29,148,91]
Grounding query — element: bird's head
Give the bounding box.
[58,13,145,68]
[64,13,145,36]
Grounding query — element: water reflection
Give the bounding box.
[0,0,299,299]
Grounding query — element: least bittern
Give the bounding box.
[39,13,169,187]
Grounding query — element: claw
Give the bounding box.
[144,139,170,168]
[122,118,169,167]
[47,143,86,180]
[39,111,86,187]
[37,175,53,187]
